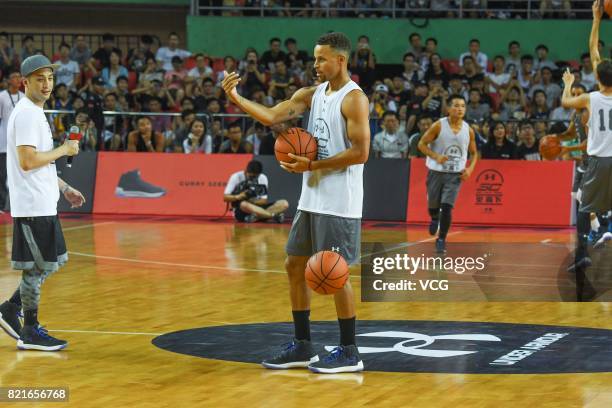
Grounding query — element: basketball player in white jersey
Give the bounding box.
[221,32,369,373]
[418,95,478,254]
[561,0,612,266]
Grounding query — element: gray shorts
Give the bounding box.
[426,170,462,209]
[286,210,361,265]
[579,156,612,213]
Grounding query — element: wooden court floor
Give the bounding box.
[0,214,611,407]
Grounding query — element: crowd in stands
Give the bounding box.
[0,29,601,161]
[198,1,592,19]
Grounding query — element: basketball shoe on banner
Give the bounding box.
[115,169,166,198]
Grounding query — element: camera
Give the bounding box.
[231,178,267,207]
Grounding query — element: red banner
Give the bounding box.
[406,159,574,226]
[93,152,253,216]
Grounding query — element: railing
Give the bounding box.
[6,33,161,62]
[191,0,595,19]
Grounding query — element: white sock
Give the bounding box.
[591,217,600,232]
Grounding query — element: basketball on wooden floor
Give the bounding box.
[305,251,349,295]
[539,135,562,160]
[274,127,318,164]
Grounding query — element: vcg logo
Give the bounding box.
[153,320,612,374]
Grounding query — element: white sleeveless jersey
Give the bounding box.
[425,117,470,173]
[298,80,364,219]
[587,92,612,157]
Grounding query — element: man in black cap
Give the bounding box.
[80,76,106,147]
[0,55,86,351]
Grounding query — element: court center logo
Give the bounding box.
[152,320,612,374]
[324,331,501,358]
[475,169,504,210]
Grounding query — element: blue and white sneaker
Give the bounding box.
[308,345,364,374]
[261,339,318,369]
[435,238,447,254]
[17,325,67,351]
[594,232,612,249]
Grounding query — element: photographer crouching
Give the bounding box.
[223,160,288,223]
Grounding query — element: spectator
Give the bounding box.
[517,55,537,90]
[405,81,429,134]
[164,56,188,92]
[20,35,37,62]
[183,118,212,154]
[101,92,123,151]
[369,84,397,120]
[447,74,468,100]
[127,116,165,152]
[53,83,72,111]
[209,117,224,152]
[459,39,488,73]
[79,76,106,140]
[540,0,572,19]
[173,109,197,152]
[72,109,98,152]
[139,57,164,85]
[533,44,558,71]
[147,97,172,135]
[466,88,490,122]
[284,37,309,71]
[0,32,16,74]
[115,76,134,108]
[156,32,191,72]
[194,77,219,110]
[530,66,561,109]
[206,98,223,115]
[420,37,438,71]
[386,75,411,106]
[498,83,528,121]
[580,53,597,91]
[246,122,275,155]
[533,120,548,139]
[505,40,521,75]
[350,35,376,90]
[219,122,253,153]
[481,120,517,159]
[408,115,434,158]
[70,35,92,66]
[223,160,288,223]
[372,111,410,159]
[424,53,448,85]
[407,32,424,62]
[516,121,541,160]
[218,56,237,84]
[101,50,129,90]
[461,56,479,82]
[127,34,156,74]
[422,77,448,118]
[268,60,295,101]
[486,55,511,94]
[260,37,287,72]
[93,33,121,69]
[529,89,550,120]
[239,49,266,98]
[401,52,425,88]
[54,42,81,90]
[187,53,213,84]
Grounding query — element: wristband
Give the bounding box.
[60,184,70,194]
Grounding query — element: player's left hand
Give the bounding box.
[562,68,575,87]
[64,187,86,208]
[593,0,603,20]
[460,168,472,181]
[280,153,312,174]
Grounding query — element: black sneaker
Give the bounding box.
[244,214,257,223]
[18,325,67,351]
[308,345,364,374]
[428,219,439,236]
[435,238,447,254]
[115,169,166,198]
[272,213,285,224]
[0,301,22,340]
[567,256,592,273]
[261,339,319,369]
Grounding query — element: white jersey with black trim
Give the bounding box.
[425,117,470,173]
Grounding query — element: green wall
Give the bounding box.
[187,16,611,63]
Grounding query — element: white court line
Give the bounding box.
[360,231,463,259]
[63,221,116,232]
[52,329,162,336]
[541,239,552,244]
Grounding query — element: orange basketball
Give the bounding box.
[305,251,349,295]
[604,0,612,17]
[274,127,318,164]
[539,135,562,161]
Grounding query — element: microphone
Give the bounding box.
[66,125,82,168]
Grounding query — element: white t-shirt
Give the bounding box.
[0,90,25,152]
[187,66,213,79]
[7,97,60,217]
[224,171,269,200]
[55,59,80,89]
[486,72,510,93]
[156,47,192,71]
